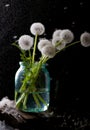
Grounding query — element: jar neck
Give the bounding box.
[19,61,30,66]
[19,61,47,70]
[19,62,30,69]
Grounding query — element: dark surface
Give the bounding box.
[0,97,90,130]
[0,0,90,129]
[0,108,90,130]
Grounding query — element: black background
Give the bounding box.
[0,0,90,114]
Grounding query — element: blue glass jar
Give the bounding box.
[15,62,51,113]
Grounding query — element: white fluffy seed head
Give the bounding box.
[18,35,33,50]
[0,97,15,109]
[38,39,52,51]
[52,37,66,50]
[30,22,45,35]
[41,45,56,58]
[80,32,90,47]
[60,29,74,44]
[52,29,62,38]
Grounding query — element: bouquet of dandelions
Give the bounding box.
[13,22,90,109]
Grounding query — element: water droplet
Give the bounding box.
[13,35,18,39]
[64,6,68,13]
[64,6,68,10]
[5,4,10,7]
[71,21,76,27]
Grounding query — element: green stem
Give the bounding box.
[16,92,25,108]
[28,50,32,64]
[32,34,38,64]
[56,41,80,54]
[12,42,26,58]
[39,56,49,65]
[36,93,48,106]
[42,56,49,64]
[32,94,41,107]
[39,41,80,63]
[19,73,31,93]
[23,93,29,109]
[55,40,63,47]
[19,79,27,92]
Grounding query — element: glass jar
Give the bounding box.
[15,62,51,113]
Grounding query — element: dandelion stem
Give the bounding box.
[56,41,80,54]
[28,50,32,64]
[36,93,48,106]
[32,34,38,64]
[23,93,29,109]
[32,94,41,107]
[16,92,25,108]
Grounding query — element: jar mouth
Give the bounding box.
[19,61,29,67]
[19,61,30,64]
[19,62,49,72]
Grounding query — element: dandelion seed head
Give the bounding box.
[52,37,66,50]
[38,39,52,51]
[80,32,90,47]
[30,22,45,35]
[18,35,33,50]
[41,45,56,58]
[60,29,74,44]
[52,29,62,38]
